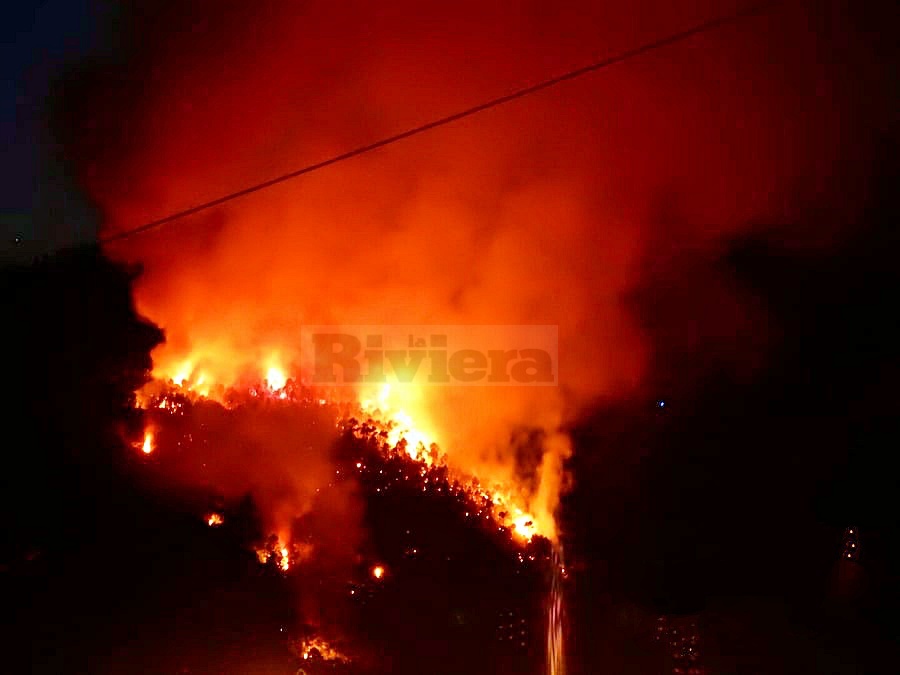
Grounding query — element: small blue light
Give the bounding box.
[657,400,665,408]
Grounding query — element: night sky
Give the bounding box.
[1,0,107,257]
[2,2,899,673]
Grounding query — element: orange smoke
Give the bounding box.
[66,1,867,544]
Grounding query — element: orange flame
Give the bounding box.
[266,365,287,391]
[141,430,154,455]
[139,369,556,544]
[298,636,349,663]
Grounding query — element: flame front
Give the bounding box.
[360,383,437,464]
[138,364,555,545]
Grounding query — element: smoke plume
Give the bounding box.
[55,0,882,543]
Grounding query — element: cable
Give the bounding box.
[101,0,783,244]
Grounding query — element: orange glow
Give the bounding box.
[511,513,537,543]
[206,512,224,527]
[93,0,820,557]
[139,371,557,543]
[141,430,154,455]
[371,565,385,580]
[266,365,287,391]
[361,383,436,464]
[172,363,191,387]
[61,0,871,598]
[253,540,297,572]
[298,636,349,663]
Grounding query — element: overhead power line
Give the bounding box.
[101,0,783,244]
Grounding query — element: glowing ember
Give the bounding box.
[206,512,224,527]
[371,564,385,580]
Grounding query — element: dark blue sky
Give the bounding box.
[2,1,104,258]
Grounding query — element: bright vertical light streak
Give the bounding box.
[547,546,566,675]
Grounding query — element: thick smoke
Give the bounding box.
[57,1,880,542]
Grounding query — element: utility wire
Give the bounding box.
[101,0,783,244]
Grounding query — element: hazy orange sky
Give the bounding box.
[51,0,889,544]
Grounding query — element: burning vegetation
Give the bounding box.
[6,1,891,672]
[133,371,562,554]
[124,369,564,672]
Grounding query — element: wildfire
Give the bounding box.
[266,365,287,391]
[511,513,537,542]
[360,384,437,463]
[140,430,154,455]
[356,382,549,542]
[137,366,553,546]
[251,535,312,572]
[172,363,191,386]
[297,636,349,664]
[132,340,566,673]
